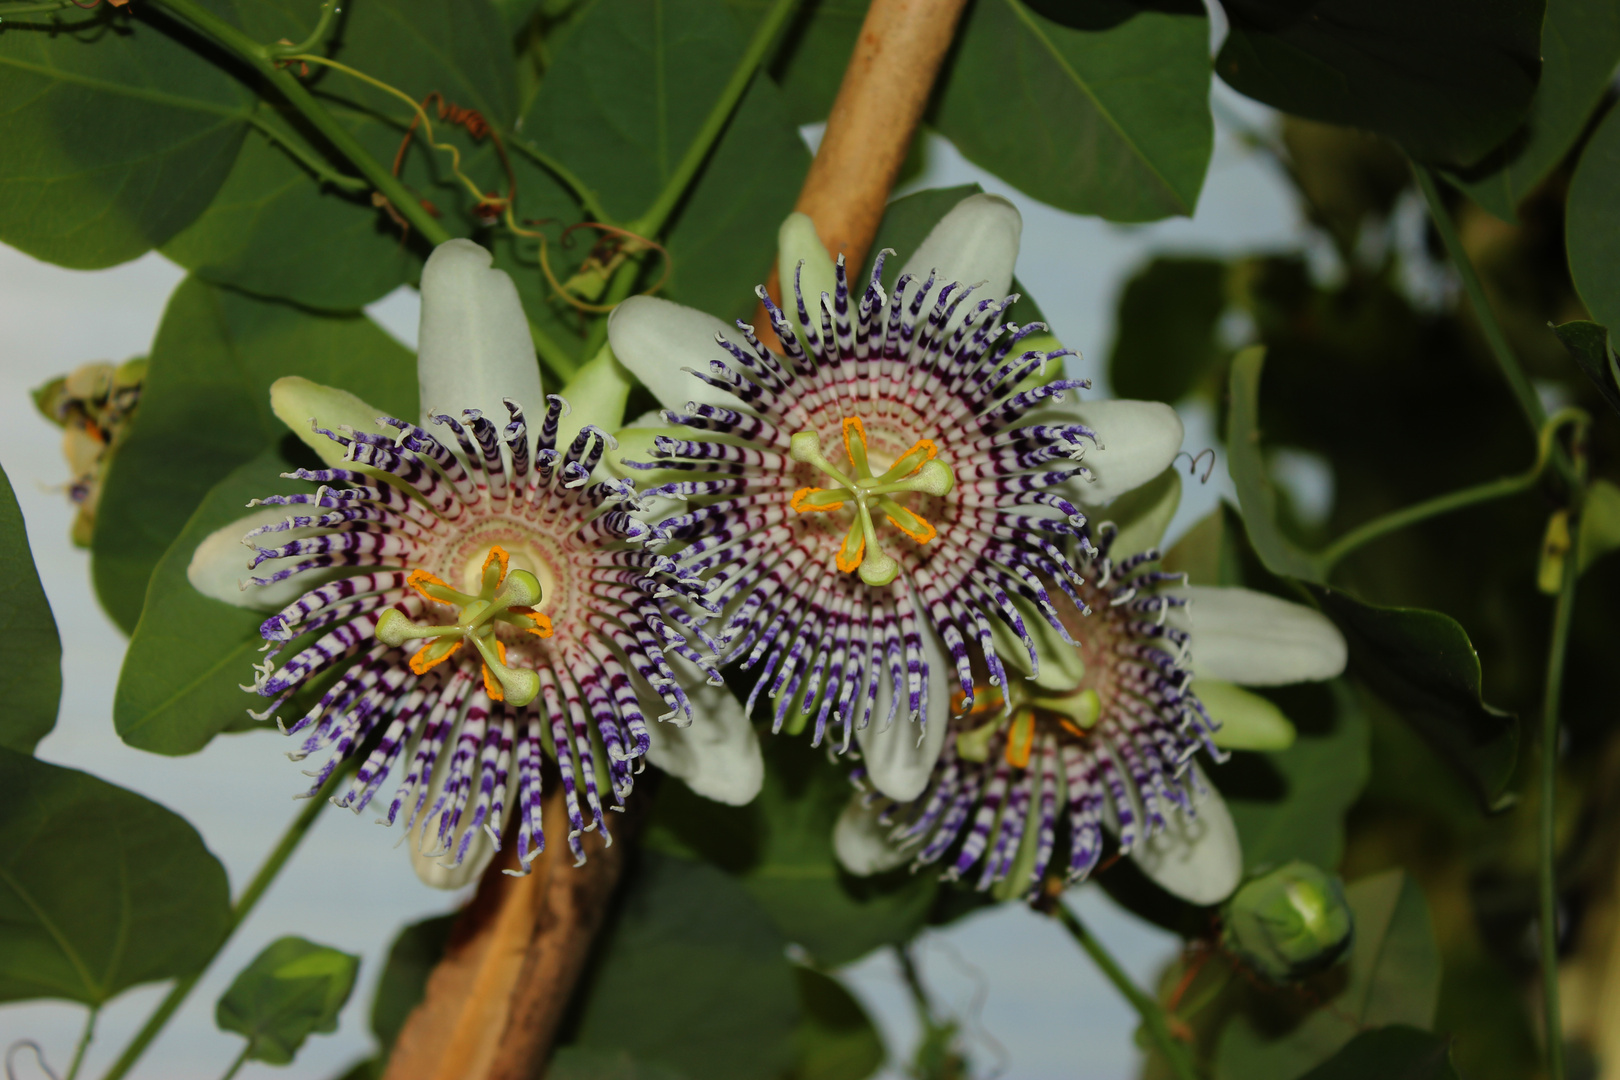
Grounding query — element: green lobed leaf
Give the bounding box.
[1553,319,1620,418]
[1226,346,1323,582]
[1297,1026,1460,1080]
[166,0,521,310]
[645,735,939,968]
[730,0,868,125]
[1451,0,1620,222]
[931,0,1212,222]
[0,748,231,1005]
[1215,0,1543,169]
[565,852,800,1080]
[1215,869,1441,1079]
[1305,584,1519,812]
[1108,256,1228,402]
[788,967,885,1080]
[369,913,456,1062]
[217,935,360,1066]
[115,447,316,755]
[661,73,811,323]
[92,274,415,635]
[550,1048,692,1080]
[522,0,757,223]
[1568,104,1620,337]
[0,5,251,268]
[1223,680,1370,874]
[0,463,61,753]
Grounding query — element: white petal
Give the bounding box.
[1128,764,1243,905]
[1169,586,1348,686]
[188,508,328,612]
[1103,467,1182,561]
[554,343,632,451]
[606,295,750,414]
[644,656,763,806]
[417,239,542,428]
[778,212,839,346]
[1194,679,1297,751]
[833,796,918,876]
[898,193,1021,301]
[856,622,952,802]
[1049,399,1184,505]
[269,376,390,469]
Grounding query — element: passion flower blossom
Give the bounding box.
[187,240,725,886]
[832,476,1348,905]
[606,195,1184,766]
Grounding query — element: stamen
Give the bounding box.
[377,545,545,706]
[788,418,957,586]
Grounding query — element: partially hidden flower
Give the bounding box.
[33,357,145,546]
[187,240,720,887]
[830,472,1347,905]
[606,194,1185,778]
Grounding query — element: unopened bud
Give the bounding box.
[1221,861,1352,984]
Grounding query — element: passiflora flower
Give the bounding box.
[606,194,1185,775]
[830,473,1347,905]
[186,240,746,888]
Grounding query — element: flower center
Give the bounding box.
[788,416,955,586]
[374,545,553,707]
[952,682,1102,767]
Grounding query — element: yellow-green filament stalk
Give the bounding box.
[376,548,549,706]
[789,420,955,586]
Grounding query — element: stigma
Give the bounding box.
[788,416,955,586]
[374,546,553,706]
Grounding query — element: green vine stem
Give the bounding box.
[148,0,453,247]
[1539,502,1582,1080]
[64,1007,98,1080]
[245,111,371,193]
[264,0,339,58]
[1318,408,1589,573]
[214,1045,251,1080]
[0,0,86,19]
[98,781,340,1080]
[579,0,798,360]
[626,0,799,241]
[1413,165,1545,434]
[1046,900,1200,1080]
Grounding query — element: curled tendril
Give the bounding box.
[536,222,671,313]
[1174,448,1218,484]
[6,1040,60,1080]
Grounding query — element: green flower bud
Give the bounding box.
[1221,861,1353,984]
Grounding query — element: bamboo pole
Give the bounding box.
[757,0,972,344]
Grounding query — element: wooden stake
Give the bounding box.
[756,0,972,344]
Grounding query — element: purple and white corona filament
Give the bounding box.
[188,240,714,886]
[240,402,703,874]
[607,197,1186,767]
[836,525,1223,897]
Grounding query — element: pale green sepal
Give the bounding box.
[777,211,838,345]
[1579,478,1620,574]
[188,507,323,612]
[270,376,391,470]
[990,756,1063,902]
[833,796,917,875]
[556,343,632,451]
[1105,467,1182,562]
[1194,678,1297,751]
[603,421,688,486]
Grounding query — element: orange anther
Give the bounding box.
[407,568,456,605]
[791,487,845,514]
[1005,710,1036,769]
[409,639,461,675]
